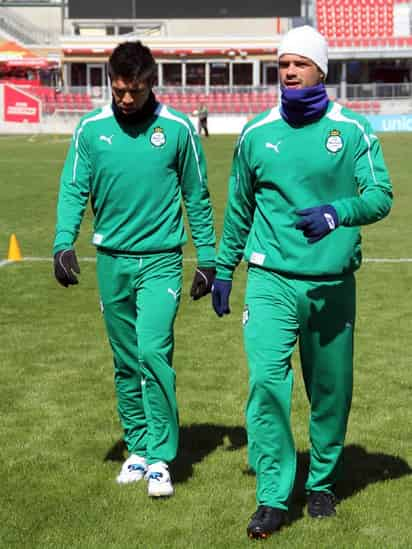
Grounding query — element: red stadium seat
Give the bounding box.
[362,101,372,113]
[372,101,381,114]
[316,0,395,39]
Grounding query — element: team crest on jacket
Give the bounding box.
[150,127,166,147]
[326,129,343,153]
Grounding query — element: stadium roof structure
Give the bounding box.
[60,33,412,63]
[60,34,280,63]
[62,45,278,57]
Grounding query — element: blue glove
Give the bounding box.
[211,279,232,317]
[296,205,339,243]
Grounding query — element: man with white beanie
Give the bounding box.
[212,25,393,538]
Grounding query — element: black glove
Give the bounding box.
[190,267,216,300]
[54,249,80,287]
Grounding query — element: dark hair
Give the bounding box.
[108,41,156,82]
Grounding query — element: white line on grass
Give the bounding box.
[364,258,412,263]
[1,257,412,269]
[33,138,72,144]
[0,159,63,164]
[0,256,198,268]
[26,136,71,144]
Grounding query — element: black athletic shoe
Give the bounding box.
[307,491,337,518]
[247,505,286,539]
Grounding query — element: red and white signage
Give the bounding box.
[4,84,41,123]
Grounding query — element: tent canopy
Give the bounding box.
[0,41,58,70]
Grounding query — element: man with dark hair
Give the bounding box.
[53,41,216,498]
[211,26,392,538]
[107,40,156,82]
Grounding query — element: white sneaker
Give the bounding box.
[146,462,174,497]
[116,454,147,484]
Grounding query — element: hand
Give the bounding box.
[54,249,80,287]
[190,267,216,300]
[212,279,232,317]
[296,205,339,243]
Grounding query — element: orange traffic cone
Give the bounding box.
[7,233,22,261]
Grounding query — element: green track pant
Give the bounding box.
[244,265,356,510]
[96,250,182,465]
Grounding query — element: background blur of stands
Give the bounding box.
[5,83,412,117]
[1,0,412,132]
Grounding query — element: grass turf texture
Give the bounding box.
[0,133,411,548]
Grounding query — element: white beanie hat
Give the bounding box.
[278,25,328,77]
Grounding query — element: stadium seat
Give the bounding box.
[315,0,395,39]
[362,101,372,113]
[250,103,262,114]
[372,101,381,114]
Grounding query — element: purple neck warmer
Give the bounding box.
[280,83,329,126]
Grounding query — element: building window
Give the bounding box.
[70,63,87,87]
[163,64,182,86]
[210,62,229,86]
[260,62,278,85]
[186,63,206,86]
[118,26,134,35]
[233,63,253,86]
[153,65,159,86]
[327,61,341,85]
[347,61,362,84]
[89,65,105,87]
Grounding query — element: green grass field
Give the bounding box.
[0,133,411,548]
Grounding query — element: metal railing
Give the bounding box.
[153,83,412,101]
[153,85,279,95]
[6,83,412,102]
[67,83,412,101]
[329,82,412,100]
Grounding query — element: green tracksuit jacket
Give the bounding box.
[217,101,392,279]
[216,101,393,508]
[53,101,215,464]
[54,103,215,264]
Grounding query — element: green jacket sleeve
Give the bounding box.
[216,135,256,280]
[179,120,216,267]
[332,122,393,226]
[53,124,91,254]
